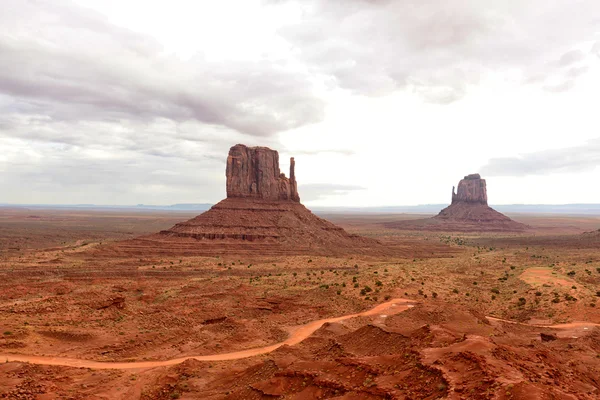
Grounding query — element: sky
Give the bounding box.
[1,0,600,207]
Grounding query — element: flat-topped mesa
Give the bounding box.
[451,173,488,205]
[226,144,300,202]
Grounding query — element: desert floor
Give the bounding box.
[1,208,599,399]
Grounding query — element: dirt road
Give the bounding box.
[0,298,416,370]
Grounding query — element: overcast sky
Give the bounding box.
[1,0,599,206]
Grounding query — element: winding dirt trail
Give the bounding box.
[3,298,598,371]
[0,298,416,370]
[486,316,600,338]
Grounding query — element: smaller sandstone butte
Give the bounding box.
[384,173,528,232]
[451,174,487,205]
[104,144,388,256]
[226,144,300,202]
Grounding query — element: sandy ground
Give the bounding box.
[1,208,599,399]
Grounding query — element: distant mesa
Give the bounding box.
[384,173,528,232]
[105,144,388,256]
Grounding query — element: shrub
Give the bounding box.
[535,291,542,296]
[491,288,500,294]
[432,292,438,298]
[453,288,459,294]
[375,280,383,287]
[517,298,526,306]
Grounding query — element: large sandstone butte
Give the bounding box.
[104,144,387,256]
[384,173,528,232]
[226,144,300,202]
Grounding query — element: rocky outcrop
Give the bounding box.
[119,143,389,256]
[226,144,299,202]
[383,173,528,232]
[452,174,487,205]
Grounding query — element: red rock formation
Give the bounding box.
[452,174,487,205]
[226,144,299,202]
[384,173,528,232]
[105,144,388,256]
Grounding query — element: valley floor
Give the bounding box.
[0,209,599,399]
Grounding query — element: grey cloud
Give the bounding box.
[566,66,589,79]
[291,149,356,156]
[593,42,600,57]
[270,0,600,102]
[0,1,324,137]
[299,183,366,202]
[480,139,600,177]
[557,49,585,66]
[0,134,227,204]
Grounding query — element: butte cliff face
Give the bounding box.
[226,144,300,202]
[451,174,487,205]
[108,144,387,256]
